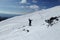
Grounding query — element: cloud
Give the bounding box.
[32,0,37,3]
[20,5,39,11]
[19,0,38,4]
[0,5,40,14]
[0,11,22,14]
[18,0,30,4]
[18,5,40,11]
[28,5,39,11]
[20,0,27,4]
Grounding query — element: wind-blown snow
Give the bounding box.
[0,6,60,40]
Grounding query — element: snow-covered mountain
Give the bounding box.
[0,6,60,40]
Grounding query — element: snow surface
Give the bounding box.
[0,6,60,40]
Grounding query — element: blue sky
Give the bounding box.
[0,0,60,14]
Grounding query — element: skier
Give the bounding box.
[29,19,32,26]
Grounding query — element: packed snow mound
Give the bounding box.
[0,6,60,40]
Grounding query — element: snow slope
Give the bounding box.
[0,6,60,40]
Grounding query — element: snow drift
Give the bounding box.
[0,6,60,40]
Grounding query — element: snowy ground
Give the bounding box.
[0,6,60,40]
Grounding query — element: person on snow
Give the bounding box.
[29,19,32,26]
